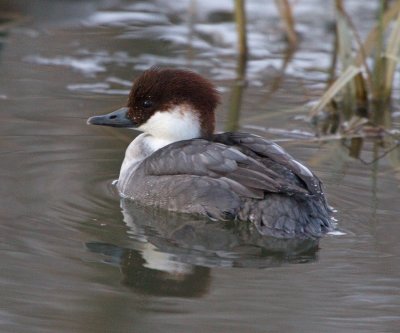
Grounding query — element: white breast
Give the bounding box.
[118,105,202,188]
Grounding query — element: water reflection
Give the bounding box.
[86,199,319,298]
[87,241,211,298]
[0,10,21,62]
[0,0,121,26]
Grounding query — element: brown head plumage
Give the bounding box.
[126,67,220,138]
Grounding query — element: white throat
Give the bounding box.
[118,105,202,186]
[137,104,201,141]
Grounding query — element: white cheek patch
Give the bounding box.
[137,105,201,141]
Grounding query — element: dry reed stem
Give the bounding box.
[275,0,298,47]
[234,0,248,59]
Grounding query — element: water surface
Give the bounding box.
[0,1,399,332]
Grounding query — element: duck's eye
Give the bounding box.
[142,99,153,109]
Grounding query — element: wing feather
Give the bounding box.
[136,136,318,200]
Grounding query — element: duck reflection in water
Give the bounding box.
[87,199,319,298]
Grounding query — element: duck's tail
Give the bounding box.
[238,194,334,239]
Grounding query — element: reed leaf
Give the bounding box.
[355,0,400,66]
[372,0,386,101]
[310,65,362,117]
[336,1,353,69]
[354,72,369,116]
[383,11,400,100]
[275,0,297,47]
[335,0,357,117]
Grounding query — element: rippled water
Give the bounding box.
[1,1,400,332]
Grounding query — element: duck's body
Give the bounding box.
[88,67,333,239]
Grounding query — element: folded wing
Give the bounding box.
[137,134,321,201]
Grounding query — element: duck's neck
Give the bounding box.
[119,133,174,183]
[119,108,204,175]
[118,107,207,186]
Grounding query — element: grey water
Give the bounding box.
[0,1,399,332]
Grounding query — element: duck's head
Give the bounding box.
[87,67,220,140]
